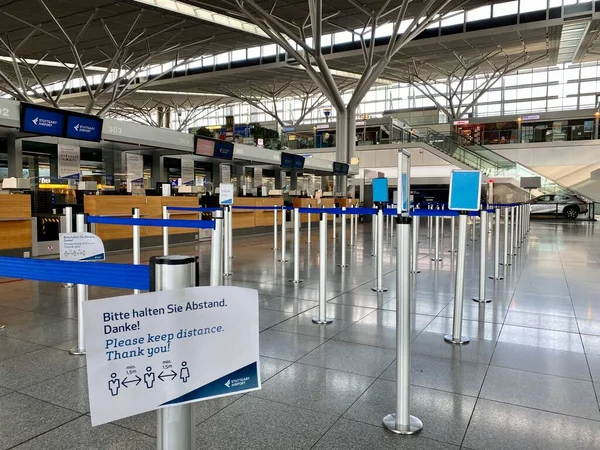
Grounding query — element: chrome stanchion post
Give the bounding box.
[516,205,522,249]
[273,205,278,251]
[312,212,333,325]
[211,210,223,286]
[473,210,491,303]
[431,212,441,262]
[383,215,422,435]
[223,206,232,276]
[371,206,377,255]
[338,207,349,268]
[290,208,303,283]
[332,209,337,241]
[354,204,359,241]
[490,208,504,281]
[162,205,169,256]
[510,206,516,257]
[279,206,288,263]
[471,213,476,241]
[445,212,470,345]
[64,206,74,288]
[69,213,88,356]
[350,205,355,247]
[411,215,420,274]
[501,207,510,266]
[449,215,456,254]
[152,255,198,450]
[228,206,233,259]
[133,208,141,295]
[427,205,433,242]
[307,204,312,245]
[372,207,387,292]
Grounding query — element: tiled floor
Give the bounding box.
[1,218,600,449]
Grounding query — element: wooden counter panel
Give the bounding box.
[95,224,133,241]
[0,194,31,219]
[292,198,320,223]
[0,220,31,249]
[233,211,255,229]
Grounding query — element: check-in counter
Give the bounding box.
[233,197,284,229]
[292,198,319,223]
[0,194,32,256]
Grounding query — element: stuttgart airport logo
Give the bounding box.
[74,124,80,131]
[32,117,39,125]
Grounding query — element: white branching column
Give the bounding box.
[234,0,459,193]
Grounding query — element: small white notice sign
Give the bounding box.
[59,232,105,261]
[83,286,261,426]
[219,183,234,205]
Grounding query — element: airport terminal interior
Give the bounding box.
[1,0,600,449]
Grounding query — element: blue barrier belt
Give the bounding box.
[0,257,149,290]
[167,206,220,212]
[87,216,215,229]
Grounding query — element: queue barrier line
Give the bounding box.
[87,216,215,229]
[166,206,221,212]
[0,257,149,290]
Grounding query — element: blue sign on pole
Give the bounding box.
[372,178,389,203]
[66,114,103,142]
[448,170,482,211]
[21,104,65,137]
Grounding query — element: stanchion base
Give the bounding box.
[337,264,350,268]
[448,250,457,253]
[371,287,388,292]
[69,347,86,356]
[444,335,470,345]
[430,258,443,261]
[382,414,423,435]
[489,276,504,281]
[500,262,511,266]
[62,283,74,288]
[312,317,333,325]
[223,272,233,277]
[288,279,304,283]
[0,324,5,330]
[411,270,421,274]
[278,259,289,263]
[472,297,492,304]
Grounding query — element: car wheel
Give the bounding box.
[563,206,579,220]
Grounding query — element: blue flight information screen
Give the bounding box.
[65,114,103,142]
[21,104,65,137]
[213,140,234,160]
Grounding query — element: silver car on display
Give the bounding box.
[528,194,588,219]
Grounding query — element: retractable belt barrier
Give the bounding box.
[166,206,220,212]
[0,257,149,290]
[87,216,215,229]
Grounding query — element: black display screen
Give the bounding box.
[195,136,234,160]
[281,152,294,168]
[293,155,305,170]
[333,162,349,175]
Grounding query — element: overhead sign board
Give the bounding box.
[453,120,470,125]
[65,114,103,142]
[448,170,482,211]
[84,286,261,426]
[181,157,195,186]
[59,232,105,261]
[57,144,81,180]
[20,103,65,137]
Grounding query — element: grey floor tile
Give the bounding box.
[0,311,65,332]
[299,340,395,377]
[588,354,600,383]
[498,325,584,353]
[0,347,86,390]
[582,334,600,356]
[5,318,79,346]
[332,322,398,349]
[272,315,354,339]
[259,297,317,314]
[259,309,294,331]
[505,310,579,333]
[260,356,293,382]
[463,399,600,450]
[301,303,375,322]
[438,304,507,324]
[328,292,383,308]
[578,318,600,336]
[20,367,89,413]
[423,316,502,341]
[12,415,154,450]
[381,353,488,397]
[312,418,460,450]
[343,379,476,446]
[0,335,44,361]
[251,363,373,415]
[491,342,591,381]
[481,365,600,420]
[195,396,338,450]
[411,332,496,365]
[0,392,80,450]
[259,329,324,361]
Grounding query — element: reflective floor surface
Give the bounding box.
[1,218,599,449]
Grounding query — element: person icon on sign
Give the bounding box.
[180,361,190,383]
[144,367,156,389]
[108,373,120,396]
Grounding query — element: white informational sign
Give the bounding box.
[59,232,105,261]
[84,286,261,426]
[58,144,80,180]
[221,164,231,184]
[254,167,263,187]
[448,170,482,211]
[219,183,234,205]
[126,153,143,193]
[257,138,264,148]
[181,157,195,186]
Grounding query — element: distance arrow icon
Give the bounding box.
[158,370,177,381]
[122,375,141,387]
[225,380,231,388]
